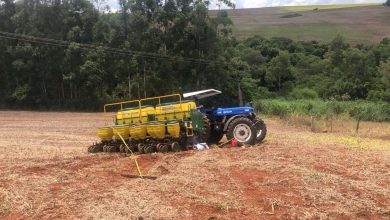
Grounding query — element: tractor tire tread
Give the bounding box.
[255,119,267,142]
[226,117,256,145]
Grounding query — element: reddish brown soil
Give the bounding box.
[0,111,389,219]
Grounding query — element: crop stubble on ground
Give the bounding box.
[0,111,389,219]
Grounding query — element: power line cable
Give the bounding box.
[0,31,229,66]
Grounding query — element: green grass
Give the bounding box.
[225,4,388,44]
[255,99,390,122]
[280,3,381,12]
[233,24,368,42]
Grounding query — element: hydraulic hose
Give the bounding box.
[112,126,144,178]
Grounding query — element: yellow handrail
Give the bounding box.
[140,93,182,106]
[104,99,141,113]
[103,100,141,125]
[102,93,184,124]
[140,93,182,122]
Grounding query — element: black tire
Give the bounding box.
[199,114,211,142]
[157,144,169,153]
[171,142,181,152]
[88,144,103,153]
[119,144,125,153]
[144,144,156,154]
[179,135,188,150]
[125,144,137,154]
[255,119,267,142]
[137,143,146,154]
[207,128,224,144]
[226,117,256,145]
[120,144,135,154]
[113,145,120,152]
[106,145,119,153]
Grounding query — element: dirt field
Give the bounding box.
[0,111,389,219]
[210,5,390,44]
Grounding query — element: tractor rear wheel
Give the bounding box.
[207,128,224,144]
[226,117,256,145]
[179,136,188,150]
[200,114,211,142]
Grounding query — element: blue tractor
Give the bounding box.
[184,89,267,145]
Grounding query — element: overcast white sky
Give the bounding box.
[104,0,384,10]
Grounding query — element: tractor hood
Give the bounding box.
[215,106,254,116]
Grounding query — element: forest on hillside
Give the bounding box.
[0,0,389,110]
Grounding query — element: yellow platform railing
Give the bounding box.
[103,100,141,125]
[102,93,192,124]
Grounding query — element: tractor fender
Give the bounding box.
[223,115,249,132]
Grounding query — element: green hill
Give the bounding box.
[210,4,390,44]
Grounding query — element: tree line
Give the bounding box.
[0,0,389,111]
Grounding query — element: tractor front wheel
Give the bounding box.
[255,119,267,142]
[226,117,256,145]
